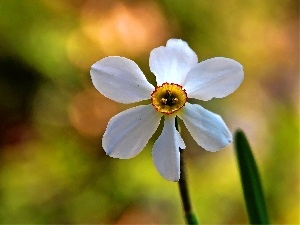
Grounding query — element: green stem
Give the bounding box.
[175,117,199,225]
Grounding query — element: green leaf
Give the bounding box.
[234,129,270,224]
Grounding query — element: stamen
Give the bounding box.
[172,98,178,104]
[161,98,167,104]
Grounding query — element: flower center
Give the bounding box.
[151,82,187,115]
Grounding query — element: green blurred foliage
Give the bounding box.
[0,0,298,224]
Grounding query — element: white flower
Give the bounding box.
[90,39,244,181]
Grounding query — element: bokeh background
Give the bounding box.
[0,0,298,224]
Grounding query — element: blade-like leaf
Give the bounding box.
[234,129,270,224]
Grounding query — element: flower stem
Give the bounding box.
[175,117,199,225]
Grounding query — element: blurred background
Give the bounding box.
[0,0,298,224]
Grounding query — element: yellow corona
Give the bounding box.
[151,82,187,115]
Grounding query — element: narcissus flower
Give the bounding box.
[91,39,243,181]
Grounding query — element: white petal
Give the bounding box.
[149,39,198,86]
[178,103,232,152]
[152,116,185,181]
[91,56,154,104]
[103,105,161,158]
[183,57,244,101]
